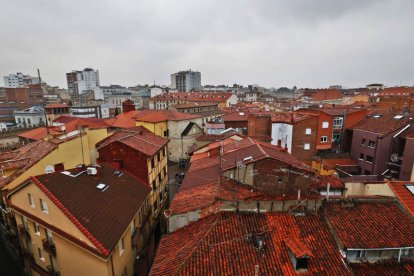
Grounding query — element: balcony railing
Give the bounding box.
[17,225,31,241]
[42,238,56,256]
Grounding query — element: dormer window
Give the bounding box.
[284,238,313,271]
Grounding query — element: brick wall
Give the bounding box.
[292,116,318,161]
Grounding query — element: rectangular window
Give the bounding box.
[157,152,161,162]
[158,174,162,184]
[366,155,374,163]
[163,147,166,156]
[322,122,329,128]
[34,222,40,235]
[38,248,45,262]
[40,199,49,214]
[305,128,311,135]
[362,138,366,145]
[304,143,310,150]
[152,180,156,191]
[333,117,343,129]
[118,237,125,256]
[28,193,35,208]
[368,140,375,148]
[359,153,364,160]
[320,136,328,143]
[151,159,155,169]
[154,200,158,211]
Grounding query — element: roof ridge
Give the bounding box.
[31,176,110,256]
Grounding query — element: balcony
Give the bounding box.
[42,238,56,256]
[17,225,31,241]
[47,265,60,276]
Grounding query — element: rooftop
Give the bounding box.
[105,110,139,129]
[388,181,414,218]
[150,92,233,102]
[151,212,348,275]
[324,201,414,249]
[352,113,411,136]
[10,165,150,257]
[132,109,201,123]
[97,126,168,157]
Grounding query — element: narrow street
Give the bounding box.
[0,224,26,276]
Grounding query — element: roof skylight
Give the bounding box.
[405,184,414,195]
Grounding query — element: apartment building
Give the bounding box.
[66,68,100,98]
[3,72,40,88]
[96,127,169,242]
[171,70,201,92]
[7,164,151,276]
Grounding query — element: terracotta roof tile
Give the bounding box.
[0,140,57,188]
[105,110,139,129]
[26,165,150,255]
[150,92,233,103]
[311,89,343,101]
[324,202,414,249]
[97,126,168,157]
[132,110,201,123]
[388,181,414,218]
[350,259,414,275]
[352,113,410,136]
[17,127,48,140]
[151,212,349,275]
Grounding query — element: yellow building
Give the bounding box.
[7,165,151,276]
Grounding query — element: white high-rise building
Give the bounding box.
[171,70,201,92]
[3,72,40,87]
[66,68,100,97]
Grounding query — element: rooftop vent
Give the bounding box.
[373,114,382,118]
[239,112,245,116]
[394,115,404,120]
[96,183,109,192]
[87,167,97,175]
[114,170,124,177]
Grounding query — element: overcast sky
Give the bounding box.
[1,0,413,89]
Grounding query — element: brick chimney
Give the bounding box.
[122,99,135,113]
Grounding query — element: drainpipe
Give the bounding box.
[398,248,402,263]
[110,254,115,276]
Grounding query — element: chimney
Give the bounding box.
[122,99,136,113]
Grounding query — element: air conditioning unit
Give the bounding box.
[87,167,97,175]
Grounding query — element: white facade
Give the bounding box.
[271,123,293,153]
[67,68,100,96]
[14,106,45,127]
[171,70,201,92]
[3,72,40,88]
[150,86,163,98]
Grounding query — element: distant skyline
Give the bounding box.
[1,0,414,89]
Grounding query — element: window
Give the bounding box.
[304,143,310,150]
[320,136,328,143]
[359,153,364,160]
[368,140,375,148]
[34,222,40,235]
[118,237,125,256]
[151,159,155,170]
[322,122,329,128]
[364,170,371,175]
[366,155,374,163]
[157,152,161,162]
[333,117,343,129]
[152,180,156,191]
[38,248,45,262]
[305,128,311,135]
[153,200,158,211]
[40,199,48,214]
[163,147,166,156]
[362,138,366,145]
[28,193,35,208]
[158,174,162,184]
[160,191,163,202]
[333,133,341,142]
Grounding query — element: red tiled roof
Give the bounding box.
[10,165,150,257]
[17,127,49,140]
[53,116,110,131]
[324,202,414,249]
[311,89,343,101]
[0,140,57,188]
[105,110,139,129]
[312,175,345,190]
[171,102,218,109]
[388,181,414,218]
[350,259,414,275]
[151,212,349,275]
[96,126,168,156]
[195,131,243,142]
[220,110,249,122]
[352,113,410,136]
[132,110,201,123]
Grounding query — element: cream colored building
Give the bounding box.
[8,165,151,276]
